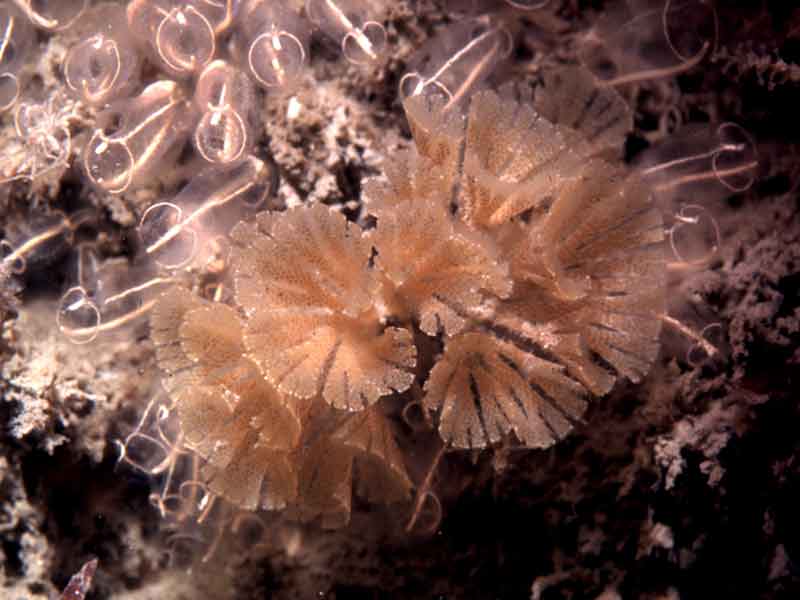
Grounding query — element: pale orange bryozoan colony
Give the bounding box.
[150,68,667,524]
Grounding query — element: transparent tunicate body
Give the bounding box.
[0,4,33,111]
[399,17,512,112]
[194,0,242,34]
[578,0,718,86]
[305,0,387,65]
[127,0,217,77]
[139,155,274,269]
[636,121,757,271]
[58,246,173,344]
[64,3,141,106]
[193,60,256,165]
[1,211,83,276]
[639,122,759,195]
[237,0,308,90]
[12,0,88,31]
[57,285,102,344]
[84,80,195,194]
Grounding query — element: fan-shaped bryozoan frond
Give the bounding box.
[289,406,412,528]
[332,407,413,504]
[494,161,666,394]
[368,197,512,336]
[189,381,301,510]
[402,93,465,196]
[362,151,451,217]
[461,90,589,228]
[230,203,416,411]
[371,83,667,449]
[363,95,466,216]
[424,332,588,449]
[151,288,302,510]
[150,285,205,395]
[532,65,633,157]
[291,434,355,528]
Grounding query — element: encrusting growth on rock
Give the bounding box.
[151,67,667,524]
